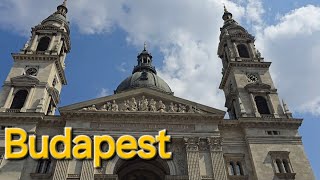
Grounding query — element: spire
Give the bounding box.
[63,0,67,7]
[144,42,147,51]
[224,4,228,13]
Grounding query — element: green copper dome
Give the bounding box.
[115,44,173,95]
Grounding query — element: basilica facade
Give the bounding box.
[0,1,315,180]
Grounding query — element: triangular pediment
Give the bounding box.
[59,88,225,116]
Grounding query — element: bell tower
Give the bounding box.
[0,0,71,115]
[217,7,292,119]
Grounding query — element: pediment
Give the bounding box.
[59,88,225,116]
[11,75,40,86]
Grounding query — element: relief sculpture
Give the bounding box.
[81,96,204,114]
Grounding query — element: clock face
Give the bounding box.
[247,73,258,82]
[26,68,38,76]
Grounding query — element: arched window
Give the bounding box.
[10,90,28,109]
[236,162,244,175]
[255,96,271,114]
[283,159,291,173]
[229,161,236,175]
[37,36,51,51]
[276,159,284,173]
[237,44,250,58]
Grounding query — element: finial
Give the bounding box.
[63,0,67,6]
[144,42,147,51]
[224,4,228,13]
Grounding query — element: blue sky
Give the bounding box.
[0,0,319,178]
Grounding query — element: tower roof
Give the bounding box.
[41,0,69,27]
[115,44,173,95]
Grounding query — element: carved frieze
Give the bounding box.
[80,96,203,114]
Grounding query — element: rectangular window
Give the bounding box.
[269,151,296,179]
[224,153,248,179]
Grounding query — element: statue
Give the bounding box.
[168,102,175,112]
[106,102,112,111]
[149,99,157,112]
[123,100,130,111]
[256,49,261,58]
[100,104,108,111]
[130,97,138,111]
[111,100,118,112]
[187,105,195,113]
[22,41,29,51]
[178,104,186,113]
[87,105,97,111]
[174,104,178,112]
[140,96,149,111]
[158,100,166,112]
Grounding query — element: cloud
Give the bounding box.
[255,5,320,115]
[0,1,319,116]
[97,88,111,98]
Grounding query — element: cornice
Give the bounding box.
[0,112,44,122]
[11,53,67,85]
[220,118,302,129]
[61,111,224,124]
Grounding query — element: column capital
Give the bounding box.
[184,137,199,152]
[207,137,223,152]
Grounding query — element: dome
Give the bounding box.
[115,44,173,95]
[115,71,173,95]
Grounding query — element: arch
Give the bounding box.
[255,96,271,114]
[229,161,236,175]
[237,44,250,58]
[276,159,284,173]
[37,36,51,51]
[283,159,291,173]
[10,90,28,109]
[236,161,244,175]
[105,156,177,176]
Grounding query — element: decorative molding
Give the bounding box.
[207,137,223,151]
[244,82,272,93]
[79,96,203,114]
[10,75,40,87]
[184,137,199,152]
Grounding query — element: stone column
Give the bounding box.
[208,137,228,180]
[184,137,201,180]
[250,93,260,117]
[1,86,14,110]
[267,93,279,118]
[48,35,56,51]
[20,87,34,112]
[30,34,39,51]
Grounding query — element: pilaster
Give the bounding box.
[184,137,201,180]
[80,160,94,180]
[52,160,69,180]
[208,137,228,180]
